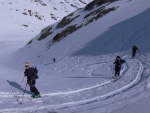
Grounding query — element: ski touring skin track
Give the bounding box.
[0,56,144,113]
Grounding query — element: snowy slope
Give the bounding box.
[3,0,150,70]
[0,45,150,113]
[0,0,92,41]
[0,0,150,113]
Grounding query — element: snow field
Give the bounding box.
[0,53,148,113]
[0,0,150,113]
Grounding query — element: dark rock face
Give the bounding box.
[57,14,80,29]
[53,24,82,43]
[84,0,117,11]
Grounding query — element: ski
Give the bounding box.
[112,76,121,82]
[31,94,42,99]
[17,95,42,104]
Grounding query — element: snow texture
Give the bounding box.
[0,0,150,113]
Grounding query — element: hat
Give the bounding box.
[116,56,120,59]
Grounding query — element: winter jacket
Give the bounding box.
[24,68,36,82]
[132,46,139,53]
[114,59,125,68]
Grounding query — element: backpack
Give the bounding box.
[31,67,39,79]
[120,59,125,64]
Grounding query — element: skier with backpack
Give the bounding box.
[24,61,41,98]
[113,56,125,79]
[132,46,139,58]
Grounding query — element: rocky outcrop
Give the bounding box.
[84,0,117,11]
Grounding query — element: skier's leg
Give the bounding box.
[115,66,119,77]
[32,86,40,95]
[31,79,40,95]
[134,52,136,57]
[115,67,117,77]
[116,69,119,77]
[132,52,134,57]
[132,52,136,57]
[29,79,36,96]
[118,67,121,77]
[30,86,34,93]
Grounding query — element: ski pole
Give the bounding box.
[20,82,28,104]
[17,76,25,97]
[9,83,17,98]
[16,76,25,101]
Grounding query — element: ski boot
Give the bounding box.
[33,94,41,98]
[31,94,36,98]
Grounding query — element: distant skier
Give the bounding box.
[53,58,56,63]
[113,56,125,78]
[24,61,41,98]
[132,46,139,58]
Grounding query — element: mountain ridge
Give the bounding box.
[0,0,92,40]
[2,0,150,71]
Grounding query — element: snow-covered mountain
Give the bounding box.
[0,0,92,41]
[0,0,150,113]
[4,0,150,69]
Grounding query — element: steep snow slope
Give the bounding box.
[0,0,92,41]
[3,0,150,70]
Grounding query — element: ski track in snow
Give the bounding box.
[0,55,145,113]
[0,57,128,98]
[36,59,144,110]
[0,0,150,112]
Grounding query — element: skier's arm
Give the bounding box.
[24,69,28,77]
[113,60,116,64]
[137,48,140,52]
[121,59,125,64]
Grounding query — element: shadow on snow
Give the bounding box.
[72,9,150,56]
[7,80,32,94]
